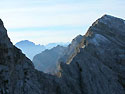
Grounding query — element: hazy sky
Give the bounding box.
[0,0,125,44]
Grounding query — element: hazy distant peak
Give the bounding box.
[44,45,66,53]
[20,40,32,42]
[54,45,64,48]
[15,40,46,60]
[45,42,69,49]
[16,40,35,45]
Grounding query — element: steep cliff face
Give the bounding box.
[0,15,125,94]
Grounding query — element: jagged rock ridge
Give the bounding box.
[0,14,125,94]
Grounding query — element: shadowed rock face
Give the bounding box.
[0,14,125,94]
[33,45,66,73]
[0,19,41,94]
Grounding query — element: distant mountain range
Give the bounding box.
[15,40,69,60]
[45,42,69,49]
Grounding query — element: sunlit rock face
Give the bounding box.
[58,34,83,64]
[0,14,125,94]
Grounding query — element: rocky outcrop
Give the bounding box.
[58,35,83,64]
[0,14,125,94]
[33,45,66,73]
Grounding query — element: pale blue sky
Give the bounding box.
[0,0,125,44]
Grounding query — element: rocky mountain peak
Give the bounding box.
[0,19,13,49]
[83,14,125,48]
[92,14,125,30]
[0,19,6,34]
